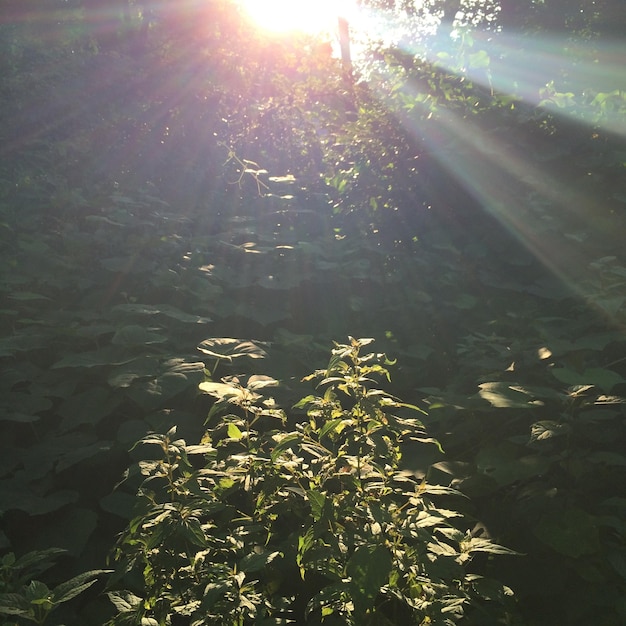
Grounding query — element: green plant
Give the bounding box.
[108,338,516,625]
[0,548,108,624]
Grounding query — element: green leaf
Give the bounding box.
[227,423,243,440]
[476,444,550,486]
[58,386,123,431]
[551,367,625,393]
[107,590,143,613]
[0,484,78,515]
[29,507,99,557]
[466,537,518,556]
[198,338,268,361]
[453,293,478,309]
[608,550,626,581]
[7,548,66,577]
[270,432,302,461]
[52,569,110,604]
[347,544,392,613]
[0,392,52,423]
[0,592,31,614]
[307,490,326,522]
[478,382,545,408]
[107,357,158,388]
[239,550,281,573]
[112,303,211,323]
[529,420,570,443]
[0,333,48,357]
[199,381,243,400]
[247,375,279,390]
[318,418,343,439]
[127,370,200,410]
[469,50,490,69]
[8,292,50,301]
[534,508,599,558]
[297,528,315,577]
[586,451,626,466]
[24,579,51,603]
[111,325,167,347]
[52,348,137,369]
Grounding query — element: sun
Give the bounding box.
[239,0,350,35]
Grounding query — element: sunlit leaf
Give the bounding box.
[270,432,302,461]
[469,50,490,69]
[247,375,279,390]
[107,590,143,613]
[227,423,243,440]
[466,537,518,555]
[199,381,242,399]
[529,420,570,443]
[478,382,545,408]
[197,338,268,361]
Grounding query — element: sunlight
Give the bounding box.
[239,0,355,35]
[359,16,626,300]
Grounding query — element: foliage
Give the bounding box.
[108,338,516,625]
[0,548,108,625]
[1,0,625,624]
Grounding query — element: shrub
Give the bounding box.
[108,338,516,625]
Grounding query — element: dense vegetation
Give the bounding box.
[1,0,625,624]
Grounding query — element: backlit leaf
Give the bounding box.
[198,338,268,361]
[478,382,545,408]
[227,423,243,440]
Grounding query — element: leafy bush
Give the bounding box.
[0,548,108,625]
[108,338,516,625]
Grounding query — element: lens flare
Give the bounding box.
[239,0,353,34]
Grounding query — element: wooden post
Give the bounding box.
[338,16,352,78]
